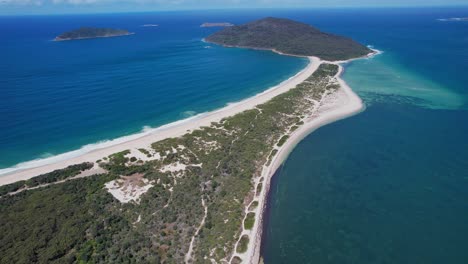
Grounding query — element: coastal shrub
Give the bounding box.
[249,201,259,211]
[256,183,263,196]
[108,150,130,164]
[236,235,250,253]
[232,256,243,264]
[277,135,290,147]
[268,149,278,162]
[138,148,150,155]
[307,63,339,80]
[0,180,25,196]
[0,162,94,196]
[0,174,118,264]
[244,212,256,230]
[0,64,341,263]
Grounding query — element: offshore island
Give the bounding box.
[54,27,133,41]
[0,17,375,263]
[201,22,235,27]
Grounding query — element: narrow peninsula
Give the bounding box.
[1,17,375,264]
[54,27,133,41]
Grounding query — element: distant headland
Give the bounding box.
[205,17,371,61]
[54,27,133,41]
[200,22,234,27]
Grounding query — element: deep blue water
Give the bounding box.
[0,12,309,170]
[2,7,468,262]
[261,7,468,264]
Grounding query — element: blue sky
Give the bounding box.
[1,0,467,15]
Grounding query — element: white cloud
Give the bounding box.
[2,0,100,4]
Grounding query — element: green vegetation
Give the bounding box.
[244,212,256,230]
[236,235,250,253]
[277,135,290,147]
[308,63,340,79]
[256,183,263,196]
[138,148,152,157]
[266,149,279,166]
[231,256,243,264]
[0,173,117,264]
[0,162,93,196]
[108,149,130,160]
[0,64,340,263]
[206,17,371,61]
[55,27,131,41]
[249,201,259,211]
[0,181,25,197]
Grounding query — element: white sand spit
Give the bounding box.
[246,51,380,264]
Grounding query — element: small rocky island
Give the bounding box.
[54,27,133,41]
[206,17,371,61]
[200,22,234,27]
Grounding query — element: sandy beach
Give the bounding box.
[241,50,379,264]
[246,62,365,264]
[0,56,320,186]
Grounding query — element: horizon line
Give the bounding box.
[1,5,468,17]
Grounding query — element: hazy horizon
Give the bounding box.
[1,0,468,16]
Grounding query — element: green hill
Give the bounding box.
[205,17,371,61]
[54,27,132,41]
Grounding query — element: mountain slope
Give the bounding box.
[206,17,371,61]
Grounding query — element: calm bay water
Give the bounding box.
[262,7,468,264]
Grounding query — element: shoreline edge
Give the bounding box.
[0,46,380,264]
[246,49,381,264]
[0,55,320,186]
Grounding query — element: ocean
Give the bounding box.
[0,11,309,171]
[261,7,468,264]
[2,7,468,262]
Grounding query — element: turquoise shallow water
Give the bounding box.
[344,52,464,110]
[262,7,468,264]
